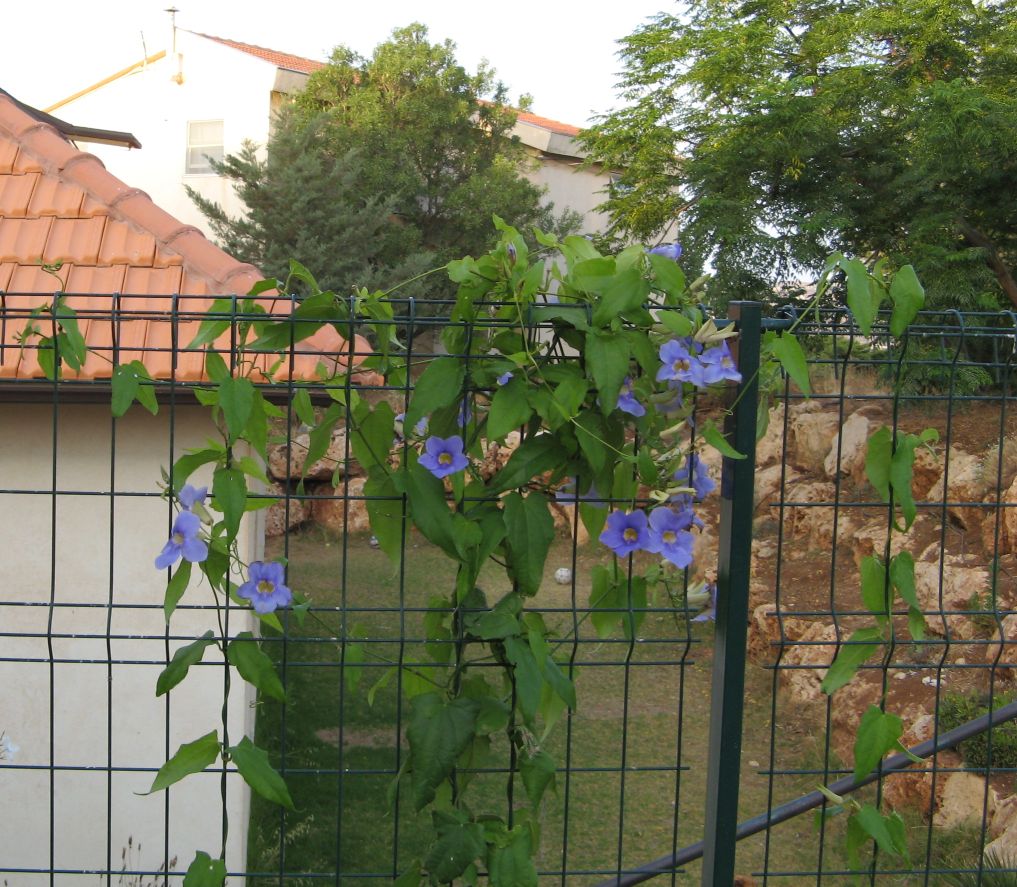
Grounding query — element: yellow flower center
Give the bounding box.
[673,358,689,372]
[623,528,638,542]
[256,580,275,596]
[171,532,184,545]
[663,531,677,544]
[438,452,452,465]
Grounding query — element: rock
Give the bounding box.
[983,475,1017,557]
[914,558,990,638]
[777,481,847,547]
[747,605,805,667]
[933,772,997,830]
[264,483,308,537]
[927,448,992,532]
[790,411,840,473]
[754,464,801,512]
[991,793,1017,840]
[548,501,590,546]
[883,714,958,818]
[824,412,870,480]
[309,477,372,535]
[755,404,788,467]
[991,615,1017,679]
[911,446,941,500]
[778,620,839,705]
[267,429,353,482]
[987,816,1017,865]
[852,516,931,568]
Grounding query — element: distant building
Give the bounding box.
[47,26,613,241]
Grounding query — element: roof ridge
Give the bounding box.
[0,92,259,295]
[186,30,325,75]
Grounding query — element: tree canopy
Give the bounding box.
[191,24,571,301]
[583,0,1017,309]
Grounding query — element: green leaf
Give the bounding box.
[766,332,811,396]
[487,435,569,495]
[245,390,268,460]
[543,657,577,710]
[227,632,286,702]
[302,403,342,483]
[504,635,544,724]
[845,258,880,335]
[520,749,556,808]
[394,860,422,887]
[406,357,465,429]
[573,411,610,475]
[188,298,233,348]
[552,375,589,424]
[859,556,889,625]
[865,426,893,501]
[853,705,904,782]
[585,329,630,414]
[111,363,142,417]
[218,377,254,444]
[890,551,919,610]
[406,693,479,811]
[163,560,192,623]
[203,349,230,383]
[648,253,686,301]
[425,820,486,883]
[402,460,458,558]
[157,631,215,696]
[851,804,909,862]
[701,420,745,460]
[591,267,651,326]
[488,376,533,440]
[349,401,395,474]
[889,265,924,337]
[472,609,522,640]
[364,472,404,567]
[344,640,365,692]
[890,437,920,529]
[502,493,555,597]
[292,387,316,426]
[148,731,220,793]
[54,298,87,367]
[182,851,226,887]
[212,467,246,543]
[171,447,223,493]
[821,627,883,695]
[229,735,294,809]
[487,826,538,887]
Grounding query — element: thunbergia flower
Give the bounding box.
[0,732,18,761]
[670,498,704,530]
[616,377,646,417]
[413,416,429,436]
[178,484,207,511]
[556,478,603,506]
[657,339,706,387]
[458,399,472,428]
[690,583,717,622]
[393,413,406,443]
[700,341,742,384]
[674,452,716,501]
[419,435,469,479]
[648,242,682,261]
[238,561,292,614]
[599,509,649,557]
[496,371,513,386]
[154,510,208,569]
[645,507,695,568]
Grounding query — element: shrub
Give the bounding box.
[939,691,1017,769]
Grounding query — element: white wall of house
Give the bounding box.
[522,149,612,235]
[0,403,260,885]
[56,31,279,238]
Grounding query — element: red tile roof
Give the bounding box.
[513,110,581,138]
[191,32,326,75]
[0,91,369,384]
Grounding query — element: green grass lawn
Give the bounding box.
[244,529,981,885]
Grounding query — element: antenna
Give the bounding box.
[165,7,179,54]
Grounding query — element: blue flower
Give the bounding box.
[556,478,603,506]
[616,377,646,417]
[599,509,649,557]
[238,561,292,614]
[496,371,514,386]
[700,341,742,384]
[458,399,472,428]
[413,416,429,436]
[659,380,685,414]
[648,242,682,261]
[419,435,469,479]
[674,452,715,501]
[657,339,706,387]
[155,510,208,569]
[178,484,207,511]
[645,507,695,568]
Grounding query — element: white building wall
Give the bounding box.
[0,403,260,885]
[524,151,612,235]
[55,32,279,238]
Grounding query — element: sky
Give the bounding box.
[3,0,674,128]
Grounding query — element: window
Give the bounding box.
[185,120,224,175]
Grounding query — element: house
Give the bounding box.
[44,26,613,239]
[0,89,369,883]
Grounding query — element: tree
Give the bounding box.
[582,1,1017,309]
[191,24,571,302]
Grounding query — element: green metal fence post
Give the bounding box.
[701,301,762,886]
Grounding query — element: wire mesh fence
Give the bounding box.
[1,293,1016,886]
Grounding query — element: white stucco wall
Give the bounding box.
[0,402,260,885]
[55,32,279,238]
[524,150,612,235]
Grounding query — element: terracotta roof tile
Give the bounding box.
[514,110,581,137]
[0,217,53,263]
[99,218,156,266]
[47,217,107,264]
[192,32,326,75]
[0,172,39,216]
[27,176,85,217]
[0,91,376,385]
